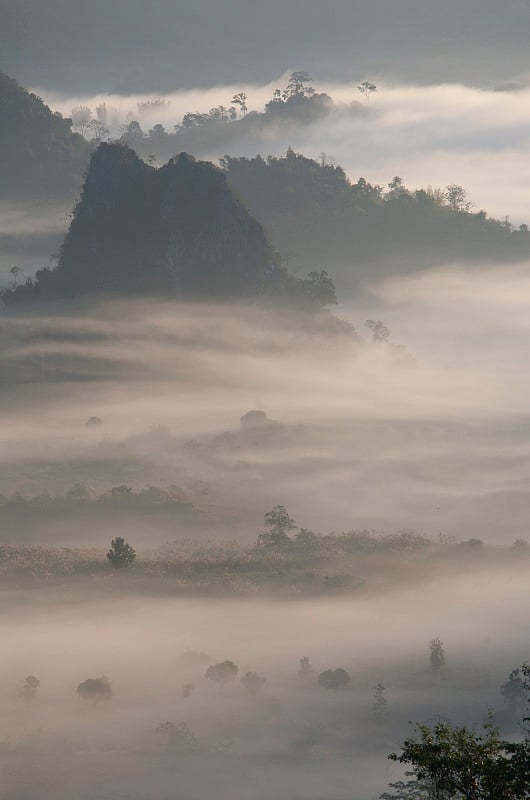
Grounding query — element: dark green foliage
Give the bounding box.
[106,536,136,569]
[0,72,92,200]
[77,675,113,702]
[385,714,530,800]
[205,660,239,684]
[318,668,350,691]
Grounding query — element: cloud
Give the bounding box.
[34,79,530,225]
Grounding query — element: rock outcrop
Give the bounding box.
[29,143,281,299]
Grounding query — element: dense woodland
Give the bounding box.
[3,69,530,292]
[0,72,91,199]
[222,151,530,273]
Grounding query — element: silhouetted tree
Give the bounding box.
[257,505,296,548]
[231,92,248,115]
[205,660,239,685]
[241,671,267,697]
[156,721,197,751]
[501,668,527,718]
[373,683,388,724]
[106,536,136,568]
[366,319,391,343]
[77,675,113,703]
[429,637,446,675]
[384,714,530,800]
[445,184,473,213]
[71,105,92,136]
[283,71,314,99]
[298,656,313,682]
[9,265,22,287]
[358,81,377,103]
[318,668,350,692]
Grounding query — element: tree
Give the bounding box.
[383,715,530,800]
[257,505,296,548]
[156,721,197,751]
[305,270,337,307]
[298,656,313,682]
[9,265,22,288]
[445,184,473,213]
[109,485,133,498]
[86,119,108,142]
[387,176,408,198]
[205,660,239,685]
[358,81,377,103]
[366,319,391,343]
[283,71,314,99]
[77,675,113,703]
[373,683,388,724]
[21,675,40,701]
[106,536,136,568]
[318,668,350,692]
[231,92,248,116]
[121,120,144,146]
[429,638,446,675]
[241,671,267,697]
[501,668,527,718]
[71,105,92,137]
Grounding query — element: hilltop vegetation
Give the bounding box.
[222,150,530,279]
[0,72,92,200]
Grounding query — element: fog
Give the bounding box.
[2,5,530,797]
[36,78,530,224]
[3,272,530,545]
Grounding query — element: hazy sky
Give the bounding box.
[3,0,530,93]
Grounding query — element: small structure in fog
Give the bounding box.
[240,409,281,431]
[85,416,103,428]
[77,675,113,703]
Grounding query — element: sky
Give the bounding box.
[3,0,530,93]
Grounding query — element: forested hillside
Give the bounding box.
[0,72,92,199]
[223,150,530,280]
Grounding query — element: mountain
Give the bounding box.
[222,150,530,284]
[0,72,92,200]
[2,143,336,307]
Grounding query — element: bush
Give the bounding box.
[77,675,113,703]
[106,537,136,569]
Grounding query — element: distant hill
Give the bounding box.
[0,72,92,200]
[2,143,337,307]
[222,150,530,283]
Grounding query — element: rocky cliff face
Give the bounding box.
[45,144,279,299]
